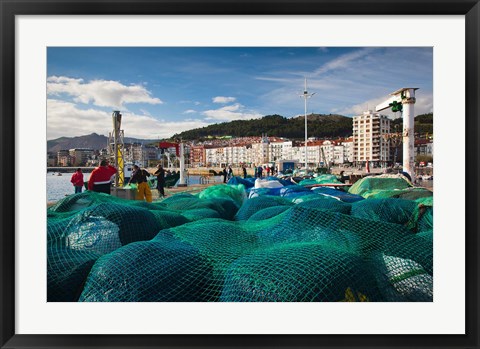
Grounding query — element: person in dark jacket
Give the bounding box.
[222,167,228,183]
[257,165,263,178]
[154,164,166,198]
[88,160,117,194]
[129,165,152,202]
[242,165,247,179]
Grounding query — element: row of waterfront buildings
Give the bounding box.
[48,111,434,169]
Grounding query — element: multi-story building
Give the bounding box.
[190,145,206,167]
[57,150,73,166]
[205,147,225,167]
[280,141,293,160]
[341,138,354,163]
[224,146,249,166]
[320,140,335,165]
[268,140,285,163]
[124,143,159,167]
[47,152,57,167]
[190,135,358,169]
[250,134,270,165]
[353,110,391,165]
[415,139,434,157]
[69,148,94,166]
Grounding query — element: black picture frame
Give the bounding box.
[1,1,478,348]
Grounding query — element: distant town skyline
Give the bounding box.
[47,47,433,140]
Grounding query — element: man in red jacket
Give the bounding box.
[88,160,117,194]
[70,168,84,194]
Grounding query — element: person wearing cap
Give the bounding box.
[128,165,152,203]
[154,164,166,198]
[87,160,117,194]
[70,168,84,193]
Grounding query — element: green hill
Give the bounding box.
[391,113,433,136]
[172,114,354,140]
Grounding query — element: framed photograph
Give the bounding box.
[1,0,478,348]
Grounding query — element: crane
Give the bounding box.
[109,111,125,187]
[376,88,418,182]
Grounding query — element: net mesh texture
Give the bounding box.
[47,174,433,302]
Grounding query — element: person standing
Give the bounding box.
[70,168,84,194]
[128,165,152,203]
[242,165,247,179]
[228,165,233,179]
[257,165,263,179]
[88,160,117,194]
[222,167,228,183]
[154,164,166,198]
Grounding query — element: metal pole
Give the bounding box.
[300,78,315,170]
[401,89,416,182]
[304,94,308,170]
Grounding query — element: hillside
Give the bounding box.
[48,113,433,152]
[172,114,354,140]
[47,133,158,153]
[391,113,433,136]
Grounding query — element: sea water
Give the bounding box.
[46,172,211,203]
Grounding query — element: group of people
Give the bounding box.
[218,164,277,183]
[70,160,167,203]
[254,164,276,179]
[222,166,233,183]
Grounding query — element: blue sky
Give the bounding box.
[47,47,433,140]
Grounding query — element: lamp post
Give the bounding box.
[300,78,315,170]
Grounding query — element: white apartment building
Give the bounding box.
[281,141,293,160]
[353,110,391,165]
[202,138,355,168]
[224,146,248,166]
[205,147,225,167]
[268,141,284,162]
[342,139,354,163]
[250,135,269,165]
[321,141,335,165]
[333,145,345,164]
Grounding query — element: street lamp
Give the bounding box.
[300,78,315,170]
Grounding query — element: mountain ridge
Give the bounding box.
[47,133,158,153]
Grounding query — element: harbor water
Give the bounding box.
[46,172,222,203]
[47,171,431,203]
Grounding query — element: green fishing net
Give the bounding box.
[298,174,343,187]
[47,179,433,302]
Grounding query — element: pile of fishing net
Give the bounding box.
[47,176,433,302]
[297,174,344,187]
[348,174,433,201]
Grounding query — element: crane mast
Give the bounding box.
[109,111,125,187]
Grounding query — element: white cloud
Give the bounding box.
[212,96,236,104]
[47,76,162,109]
[333,92,433,118]
[139,109,151,116]
[183,109,196,114]
[47,99,209,140]
[313,48,374,76]
[203,103,263,121]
